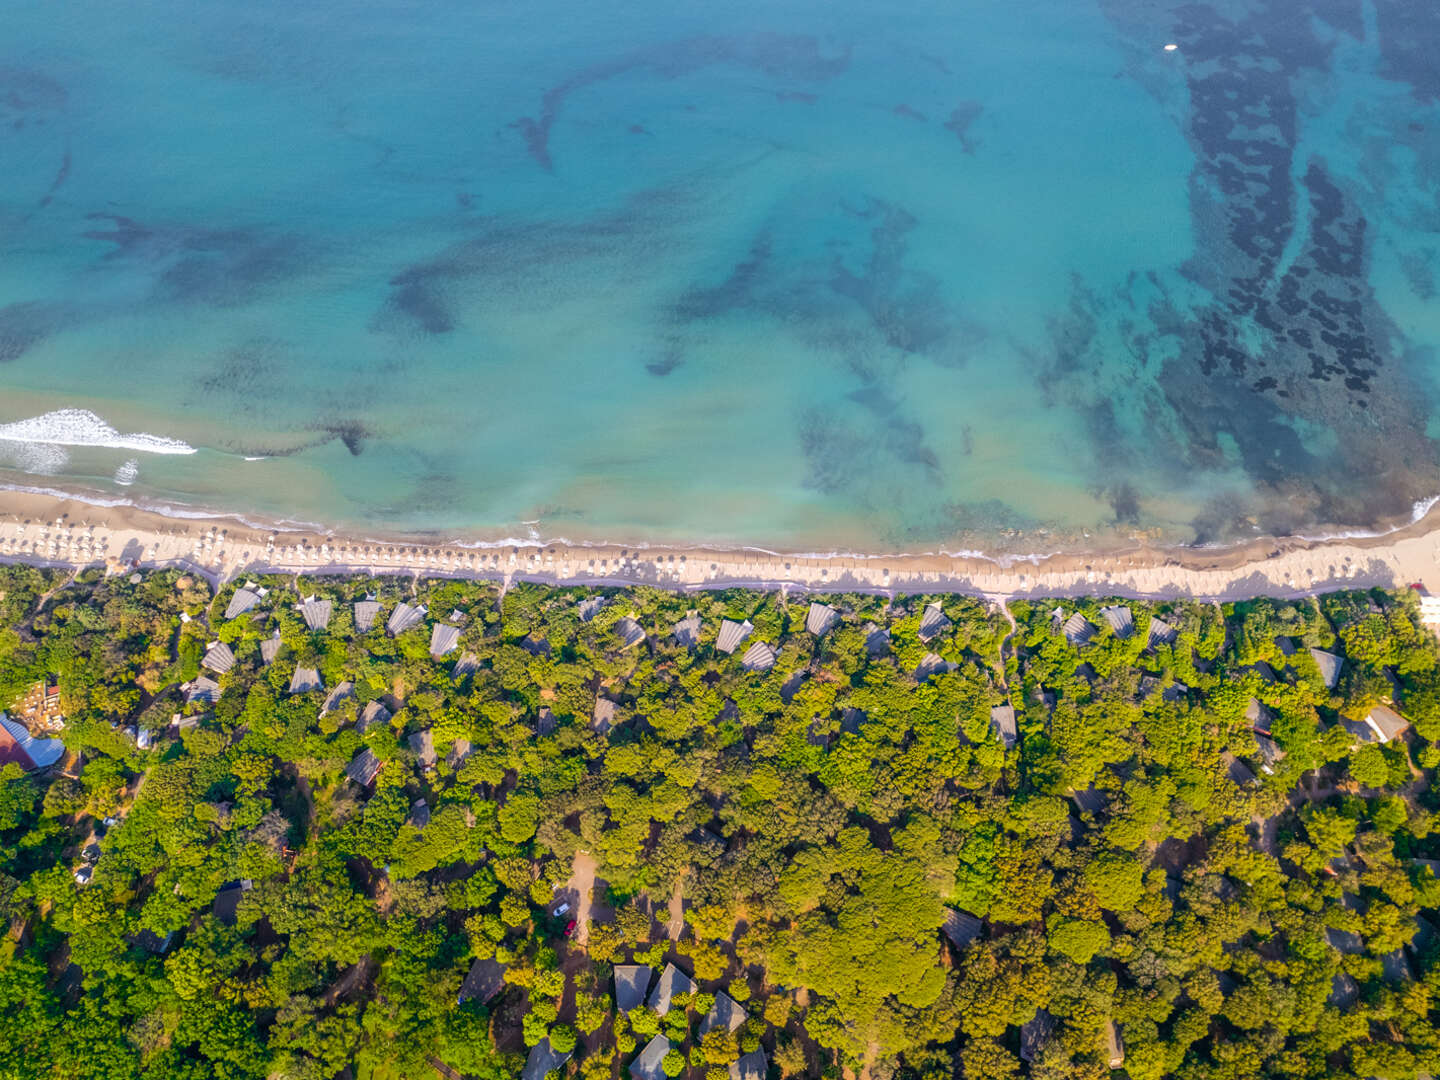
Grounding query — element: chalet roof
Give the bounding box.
[1253,732,1286,773]
[353,599,381,632]
[345,748,383,787]
[130,928,176,955]
[1325,926,1364,955]
[730,1051,768,1080]
[1146,616,1178,648]
[321,681,354,716]
[212,883,249,925]
[1100,605,1134,639]
[990,704,1017,750]
[1222,752,1257,788]
[1070,787,1105,815]
[672,614,702,647]
[1382,949,1414,983]
[806,602,838,636]
[614,964,653,1012]
[386,602,426,636]
[740,641,776,672]
[1274,635,1297,657]
[915,653,957,681]
[615,617,646,649]
[202,641,235,674]
[700,991,746,1035]
[1020,1008,1055,1062]
[224,588,261,621]
[1245,697,1271,732]
[522,1038,571,1080]
[1310,648,1344,689]
[864,623,890,655]
[646,962,696,1015]
[289,667,322,695]
[357,700,391,734]
[1062,612,1094,646]
[918,602,951,643]
[630,1034,672,1080]
[453,652,480,677]
[940,908,982,949]
[429,623,461,658]
[840,708,866,735]
[578,596,606,622]
[1365,705,1409,743]
[446,738,472,770]
[716,619,753,655]
[187,677,221,705]
[1328,972,1359,1008]
[593,697,619,734]
[297,598,332,631]
[409,729,437,770]
[407,798,431,830]
[458,956,507,1003]
[258,632,283,666]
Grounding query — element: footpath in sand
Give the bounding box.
[2,488,1440,602]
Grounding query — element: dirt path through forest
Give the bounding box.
[567,851,597,947]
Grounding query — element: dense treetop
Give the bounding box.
[0,564,1436,1080]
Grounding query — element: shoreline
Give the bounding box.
[1,487,1438,603]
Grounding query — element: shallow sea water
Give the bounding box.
[0,0,1438,551]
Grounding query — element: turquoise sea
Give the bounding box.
[1,0,1438,552]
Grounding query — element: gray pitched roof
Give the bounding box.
[258,632,283,665]
[615,617,646,649]
[614,964,652,1012]
[990,704,1017,749]
[918,602,951,643]
[716,619,753,655]
[630,1034,672,1080]
[446,738,472,770]
[673,614,702,647]
[409,729,437,769]
[1020,1008,1055,1062]
[915,652,957,681]
[646,962,696,1015]
[298,598,332,631]
[453,652,480,677]
[593,697,619,734]
[522,1038,571,1080]
[578,596,606,622]
[1100,605,1134,639]
[1062,612,1095,646]
[321,681,354,716]
[224,588,261,620]
[1146,616,1178,648]
[458,956,507,1003]
[353,600,381,632]
[740,640,775,672]
[187,676,221,705]
[806,602,838,636]
[407,798,431,830]
[730,1051,767,1080]
[1223,752,1257,787]
[1245,697,1271,732]
[429,623,461,658]
[386,602,426,636]
[1365,705,1409,742]
[864,623,890,654]
[357,700,391,734]
[345,747,383,786]
[1309,648,1343,689]
[202,641,235,674]
[941,908,983,949]
[700,991,746,1035]
[289,667,322,695]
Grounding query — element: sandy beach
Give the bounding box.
[2,487,1439,604]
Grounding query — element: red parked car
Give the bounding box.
[564,920,577,938]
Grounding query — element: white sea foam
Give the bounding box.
[114,459,140,486]
[0,409,196,455]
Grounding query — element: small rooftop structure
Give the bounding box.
[14,680,64,733]
[453,652,480,677]
[615,617,646,649]
[806,602,838,636]
[990,704,1017,750]
[730,1051,767,1080]
[522,1038,571,1080]
[1062,612,1095,646]
[321,681,354,717]
[940,908,983,949]
[614,964,653,1012]
[258,632,283,666]
[1310,648,1344,689]
[186,676,221,705]
[0,713,64,771]
[915,653,957,681]
[578,596,606,622]
[1364,705,1409,743]
[593,697,619,734]
[700,991,746,1035]
[409,729,437,770]
[353,599,381,632]
[345,748,383,787]
[357,701,391,734]
[1100,605,1134,639]
[297,597,332,631]
[458,956,508,1003]
[716,619,753,655]
[740,640,776,672]
[647,962,696,1015]
[289,667,322,695]
[430,623,461,658]
[407,798,431,830]
[918,602,951,643]
[201,641,235,674]
[386,602,427,636]
[672,613,702,647]
[630,1035,672,1080]
[1421,595,1440,625]
[212,879,252,925]
[1146,616,1178,648]
[224,587,262,621]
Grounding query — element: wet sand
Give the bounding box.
[1,488,1438,602]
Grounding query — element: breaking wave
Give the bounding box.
[0,408,196,455]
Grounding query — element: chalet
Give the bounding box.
[386,602,426,636]
[297,597,332,631]
[224,585,264,621]
[940,908,983,949]
[1100,605,1134,639]
[577,596,606,622]
[213,879,252,925]
[407,799,430,830]
[672,613,702,647]
[453,652,480,677]
[1020,1009,1055,1062]
[345,748,383,787]
[806,602,838,636]
[321,681,354,717]
[647,963,696,1015]
[357,701,391,734]
[1245,698,1272,733]
[522,1038,571,1080]
[186,677,221,705]
[258,632,283,666]
[915,653,957,682]
[630,1035,671,1080]
[864,623,890,654]
[1253,733,1286,775]
[1223,752,1258,788]
[740,641,776,672]
[1146,617,1178,648]
[446,738,472,770]
[429,622,461,658]
[990,704,1017,750]
[458,956,507,1003]
[700,991,746,1035]
[1309,648,1344,689]
[918,602,951,643]
[615,617,646,650]
[593,697,619,735]
[353,598,381,632]
[614,964,653,1012]
[1070,787,1105,816]
[730,1051,767,1080]
[289,667,322,695]
[1062,612,1095,647]
[716,619,753,655]
[409,729,437,770]
[1363,705,1409,743]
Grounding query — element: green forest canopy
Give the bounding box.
[0,564,1437,1080]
